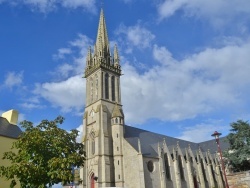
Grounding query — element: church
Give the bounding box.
[80,8,229,188]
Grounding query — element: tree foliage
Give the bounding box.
[0,116,85,188]
[224,120,250,172]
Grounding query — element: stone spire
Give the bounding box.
[84,8,122,78]
[95,8,110,59]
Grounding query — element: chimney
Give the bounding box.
[2,109,19,125]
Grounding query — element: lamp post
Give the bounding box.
[211,131,229,188]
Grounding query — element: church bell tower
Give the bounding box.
[82,8,124,188]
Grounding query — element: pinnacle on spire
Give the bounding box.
[86,46,92,67]
[112,103,124,118]
[95,8,110,58]
[114,44,120,67]
[138,138,142,154]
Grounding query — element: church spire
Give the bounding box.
[84,8,121,78]
[95,8,110,59]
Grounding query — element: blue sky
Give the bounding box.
[1,0,250,143]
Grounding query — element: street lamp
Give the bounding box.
[211,131,229,188]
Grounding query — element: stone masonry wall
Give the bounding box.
[227,171,250,188]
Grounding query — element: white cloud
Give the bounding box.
[56,63,74,78]
[61,0,95,10]
[4,71,23,89]
[34,75,85,112]
[157,0,250,28]
[153,45,175,65]
[122,39,250,124]
[177,121,229,142]
[1,0,96,13]
[31,34,91,113]
[53,48,72,60]
[20,102,45,110]
[116,23,155,51]
[75,124,83,143]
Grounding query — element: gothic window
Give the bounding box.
[147,160,154,172]
[164,153,171,180]
[118,160,119,165]
[117,147,119,151]
[178,155,185,180]
[117,134,118,138]
[105,73,109,99]
[111,76,115,101]
[115,118,118,124]
[90,132,95,155]
[101,72,103,98]
[118,175,120,179]
[201,158,207,182]
[92,139,95,155]
[117,78,120,101]
[95,75,98,100]
[211,165,217,182]
[171,153,174,160]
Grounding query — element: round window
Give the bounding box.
[147,160,154,172]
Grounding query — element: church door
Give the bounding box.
[91,174,95,188]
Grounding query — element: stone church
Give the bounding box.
[80,9,229,188]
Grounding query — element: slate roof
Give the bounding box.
[0,117,22,139]
[124,125,229,158]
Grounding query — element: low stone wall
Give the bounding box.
[227,170,250,188]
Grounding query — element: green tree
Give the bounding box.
[224,120,250,172]
[0,116,85,188]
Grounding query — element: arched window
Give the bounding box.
[178,155,185,180]
[111,76,115,101]
[201,158,207,182]
[115,118,118,124]
[117,78,120,102]
[105,73,109,99]
[147,160,154,172]
[164,153,171,180]
[90,132,95,155]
